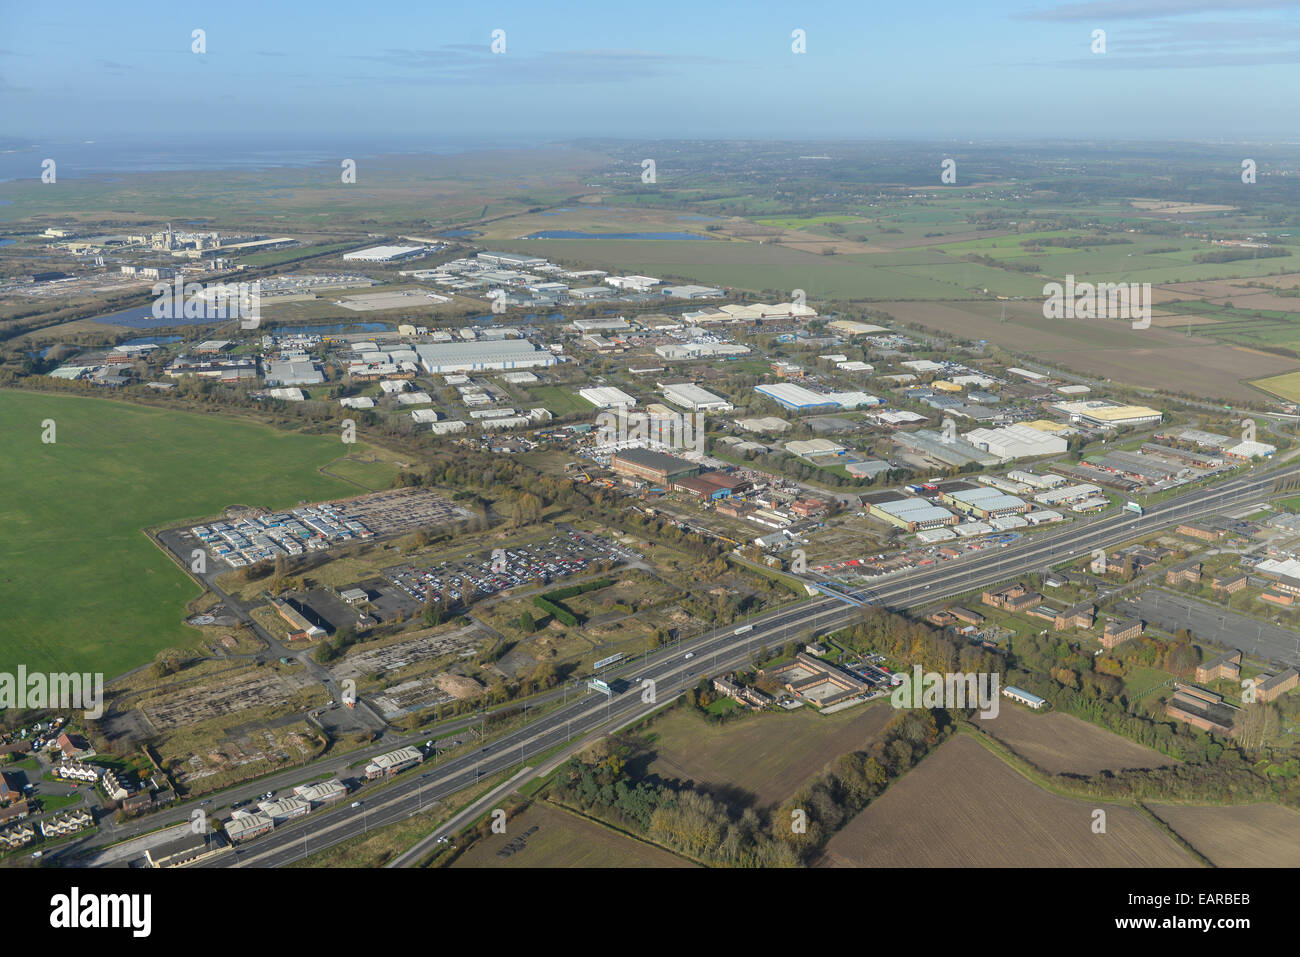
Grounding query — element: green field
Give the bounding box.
[529,384,590,416]
[0,390,389,677]
[1253,371,1300,402]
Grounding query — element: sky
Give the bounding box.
[2,0,1300,146]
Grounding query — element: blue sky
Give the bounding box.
[2,0,1299,143]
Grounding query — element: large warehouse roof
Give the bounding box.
[414,339,556,373]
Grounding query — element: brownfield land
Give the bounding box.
[978,706,1178,775]
[645,702,895,812]
[815,734,1197,867]
[1148,803,1300,867]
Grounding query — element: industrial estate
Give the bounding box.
[3,8,1300,896]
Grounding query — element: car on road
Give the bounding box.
[684,652,694,660]
[351,801,362,808]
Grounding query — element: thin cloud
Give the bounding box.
[1020,0,1300,20]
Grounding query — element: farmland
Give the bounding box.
[816,734,1197,867]
[644,702,895,811]
[877,298,1300,403]
[1148,803,1300,868]
[0,390,391,677]
[980,706,1178,776]
[451,802,693,868]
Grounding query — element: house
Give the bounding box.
[1256,668,1299,703]
[981,582,1043,612]
[57,733,94,761]
[1211,572,1247,595]
[1055,603,1097,630]
[40,808,93,838]
[1176,523,1224,542]
[1101,618,1144,649]
[950,606,986,625]
[0,822,35,849]
[0,772,21,803]
[101,769,133,802]
[1166,563,1203,586]
[53,761,101,783]
[0,800,30,825]
[122,791,152,815]
[1195,649,1242,683]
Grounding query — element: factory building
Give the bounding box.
[579,386,637,409]
[610,448,700,484]
[940,486,1030,519]
[963,424,1067,462]
[1052,400,1162,428]
[660,382,733,412]
[862,492,958,531]
[414,340,557,374]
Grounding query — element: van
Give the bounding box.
[684,652,694,660]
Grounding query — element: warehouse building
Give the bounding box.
[610,448,700,484]
[265,359,324,386]
[1002,686,1047,710]
[754,382,880,412]
[1052,400,1162,428]
[941,486,1030,519]
[661,382,733,412]
[964,424,1067,462]
[364,746,424,780]
[224,812,275,843]
[1093,450,1186,484]
[662,284,725,298]
[863,492,958,531]
[257,797,309,822]
[655,342,750,360]
[342,245,427,262]
[892,429,1001,468]
[1007,469,1066,489]
[476,251,547,268]
[294,779,347,806]
[580,386,637,409]
[414,340,557,374]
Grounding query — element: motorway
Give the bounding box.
[171,460,1300,868]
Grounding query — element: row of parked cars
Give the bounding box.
[387,531,632,606]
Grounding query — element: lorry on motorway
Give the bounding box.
[1123,501,1144,516]
[734,624,753,635]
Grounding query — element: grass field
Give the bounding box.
[980,706,1178,775]
[451,802,693,868]
[1252,370,1300,403]
[0,390,390,677]
[816,734,1197,867]
[645,702,894,811]
[1148,802,1300,867]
